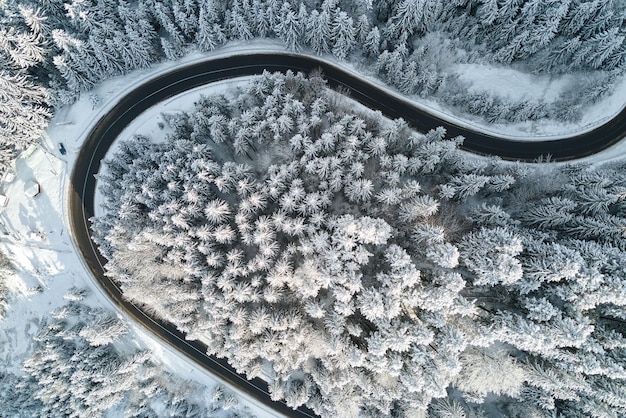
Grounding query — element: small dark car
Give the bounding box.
[58,143,67,155]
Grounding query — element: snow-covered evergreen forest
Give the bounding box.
[1,0,625,174]
[94,71,626,417]
[0,285,258,417]
[0,251,13,320]
[1,0,626,416]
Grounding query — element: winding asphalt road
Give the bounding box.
[68,52,626,417]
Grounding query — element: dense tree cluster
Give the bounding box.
[0,4,50,168]
[0,250,14,321]
[0,288,255,417]
[94,72,626,417]
[0,0,624,174]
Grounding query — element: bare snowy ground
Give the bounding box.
[455,64,573,103]
[0,40,624,417]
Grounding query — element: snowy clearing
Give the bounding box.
[451,63,626,140]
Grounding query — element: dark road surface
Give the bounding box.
[68,52,626,417]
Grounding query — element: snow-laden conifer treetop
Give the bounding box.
[93,71,626,417]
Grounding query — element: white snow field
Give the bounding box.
[0,41,624,416]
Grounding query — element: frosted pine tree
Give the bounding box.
[226,0,253,40]
[459,227,523,286]
[330,11,355,60]
[196,2,226,51]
